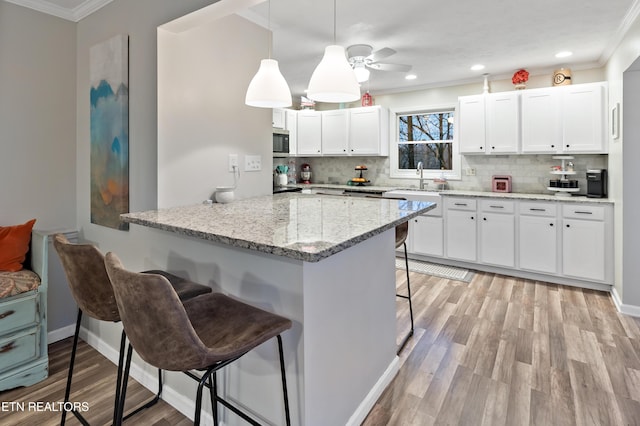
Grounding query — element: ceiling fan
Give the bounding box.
[346,44,412,83]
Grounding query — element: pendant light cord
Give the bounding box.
[268,0,272,59]
[333,0,337,44]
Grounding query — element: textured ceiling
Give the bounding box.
[11,0,640,99]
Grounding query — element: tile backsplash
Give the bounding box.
[276,154,607,195]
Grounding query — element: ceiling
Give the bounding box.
[11,0,640,100]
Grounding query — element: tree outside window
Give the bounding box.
[398,111,454,171]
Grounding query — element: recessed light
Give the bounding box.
[470,64,485,71]
[405,74,417,80]
[555,51,573,58]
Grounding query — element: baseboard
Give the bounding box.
[346,356,400,426]
[47,324,75,344]
[610,287,640,317]
[78,327,213,424]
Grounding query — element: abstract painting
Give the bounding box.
[89,34,129,230]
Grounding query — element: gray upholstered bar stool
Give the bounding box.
[396,221,414,354]
[104,251,292,426]
[53,234,212,425]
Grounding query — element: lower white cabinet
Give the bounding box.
[479,200,515,268]
[411,215,443,257]
[562,204,607,282]
[445,198,477,262]
[518,202,558,274]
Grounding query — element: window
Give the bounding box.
[390,105,461,180]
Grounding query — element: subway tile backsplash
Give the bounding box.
[278,154,608,195]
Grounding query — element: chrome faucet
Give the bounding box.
[416,161,427,189]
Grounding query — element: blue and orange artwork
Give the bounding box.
[89,35,129,230]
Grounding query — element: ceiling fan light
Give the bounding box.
[307,45,361,103]
[353,63,370,83]
[245,58,292,108]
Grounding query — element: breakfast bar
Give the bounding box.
[121,192,435,426]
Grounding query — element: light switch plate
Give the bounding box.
[245,155,262,172]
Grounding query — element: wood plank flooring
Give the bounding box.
[2,269,640,425]
[364,269,640,425]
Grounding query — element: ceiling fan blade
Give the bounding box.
[368,63,412,72]
[366,47,396,62]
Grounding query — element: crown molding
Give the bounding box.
[600,0,640,65]
[4,0,113,22]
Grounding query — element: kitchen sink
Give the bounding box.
[383,189,441,216]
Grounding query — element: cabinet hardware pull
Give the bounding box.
[489,205,504,209]
[483,217,487,221]
[566,224,571,228]
[454,203,468,206]
[471,216,475,220]
[574,211,593,215]
[550,223,554,226]
[0,310,15,320]
[530,208,546,211]
[551,144,555,148]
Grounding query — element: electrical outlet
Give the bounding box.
[465,168,476,176]
[228,154,238,172]
[245,155,262,172]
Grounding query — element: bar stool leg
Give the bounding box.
[397,242,414,354]
[277,335,291,426]
[61,309,89,426]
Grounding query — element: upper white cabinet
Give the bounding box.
[521,82,607,154]
[272,108,286,129]
[321,110,350,155]
[457,95,486,154]
[285,109,298,156]
[296,110,322,156]
[349,106,389,156]
[458,92,519,154]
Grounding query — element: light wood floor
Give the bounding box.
[2,269,640,425]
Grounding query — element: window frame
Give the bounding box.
[389,104,461,180]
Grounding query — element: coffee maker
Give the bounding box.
[586,169,607,198]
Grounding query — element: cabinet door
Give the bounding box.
[458,95,486,154]
[272,109,285,129]
[446,209,477,261]
[411,216,443,257]
[521,89,562,153]
[285,110,298,156]
[486,92,519,153]
[296,111,322,155]
[562,219,606,281]
[349,107,382,155]
[562,85,605,153]
[519,215,557,273]
[480,212,515,267]
[321,110,349,155]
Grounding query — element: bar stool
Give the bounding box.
[396,221,414,354]
[53,234,212,425]
[104,251,292,426]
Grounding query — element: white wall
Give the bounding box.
[158,14,272,208]
[0,2,76,229]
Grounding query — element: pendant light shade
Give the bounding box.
[245,58,292,108]
[307,45,361,103]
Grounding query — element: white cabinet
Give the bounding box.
[285,109,298,156]
[486,92,520,154]
[518,202,558,274]
[296,111,322,156]
[411,216,444,257]
[479,200,515,268]
[562,204,608,282]
[521,83,607,154]
[349,106,389,156]
[458,95,486,154]
[458,93,519,154]
[321,110,349,155]
[272,108,286,129]
[445,198,477,262]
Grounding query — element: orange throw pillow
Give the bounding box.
[0,219,36,272]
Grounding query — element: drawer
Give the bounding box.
[519,202,557,217]
[0,327,39,371]
[0,292,38,336]
[445,197,477,211]
[480,199,515,213]
[563,204,605,220]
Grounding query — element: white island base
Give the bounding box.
[115,224,399,426]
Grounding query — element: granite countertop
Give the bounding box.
[121,192,435,263]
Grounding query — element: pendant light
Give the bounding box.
[245,0,292,108]
[307,0,360,103]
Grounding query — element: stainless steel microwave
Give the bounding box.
[273,129,290,155]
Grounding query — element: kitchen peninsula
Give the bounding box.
[122,192,435,426]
